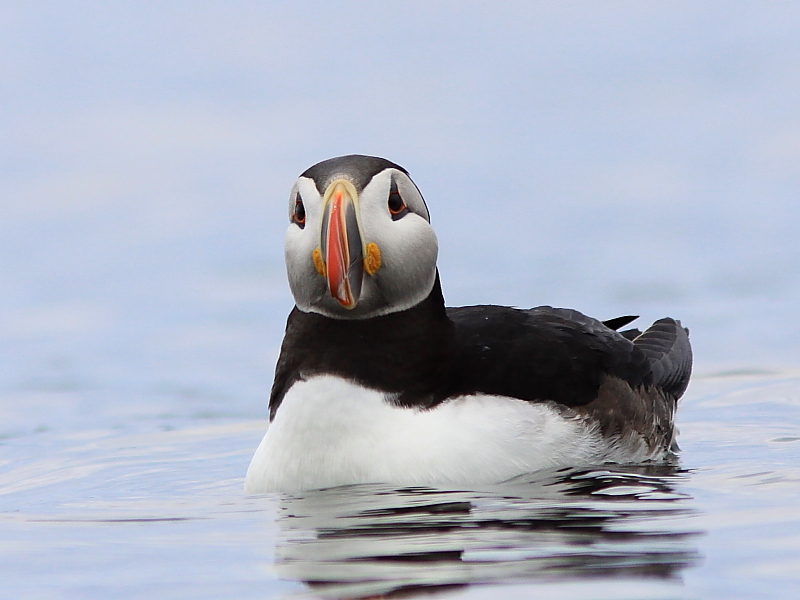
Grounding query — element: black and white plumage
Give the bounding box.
[245,155,692,493]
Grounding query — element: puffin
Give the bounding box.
[245,155,692,493]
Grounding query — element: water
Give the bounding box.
[1,371,799,599]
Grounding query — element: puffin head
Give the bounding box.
[285,155,438,319]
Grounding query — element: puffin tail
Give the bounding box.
[633,318,693,400]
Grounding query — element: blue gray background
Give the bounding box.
[2,2,799,427]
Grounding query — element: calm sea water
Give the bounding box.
[1,370,799,599]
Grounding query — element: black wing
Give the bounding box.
[602,315,638,330]
[444,305,690,407]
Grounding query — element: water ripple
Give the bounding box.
[271,466,702,598]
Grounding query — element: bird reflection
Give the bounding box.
[272,464,702,599]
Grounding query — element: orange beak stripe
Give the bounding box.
[325,187,355,308]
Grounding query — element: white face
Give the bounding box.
[285,167,439,319]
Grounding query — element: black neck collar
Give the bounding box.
[269,274,453,419]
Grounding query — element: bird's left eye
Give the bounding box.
[293,195,306,228]
[388,180,409,220]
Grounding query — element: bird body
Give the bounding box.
[245,155,692,493]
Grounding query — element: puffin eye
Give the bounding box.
[293,195,306,228]
[388,180,409,221]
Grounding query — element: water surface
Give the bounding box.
[2,371,798,599]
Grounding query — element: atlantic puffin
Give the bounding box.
[245,155,692,493]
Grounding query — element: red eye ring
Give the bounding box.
[293,196,306,227]
[388,194,406,215]
[388,180,408,219]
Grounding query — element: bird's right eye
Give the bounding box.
[293,195,306,228]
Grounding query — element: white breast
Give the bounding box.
[245,376,613,493]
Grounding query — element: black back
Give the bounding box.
[268,276,692,420]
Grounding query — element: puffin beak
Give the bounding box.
[321,180,364,309]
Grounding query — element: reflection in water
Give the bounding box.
[272,464,703,598]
